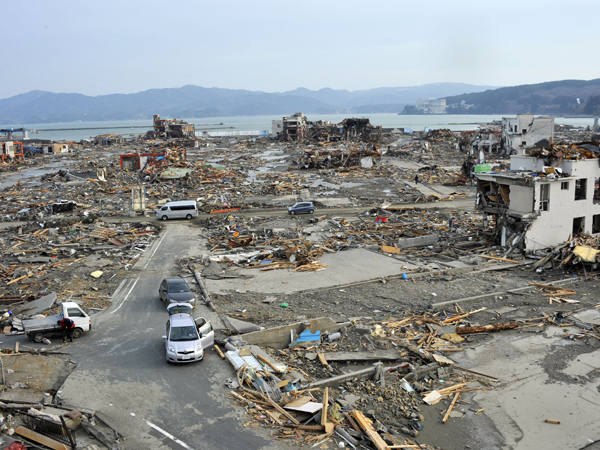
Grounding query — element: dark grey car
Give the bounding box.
[288,202,314,215]
[159,278,196,307]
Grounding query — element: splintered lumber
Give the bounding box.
[318,353,328,366]
[335,426,359,448]
[456,322,519,334]
[321,387,329,427]
[349,410,389,450]
[392,339,433,362]
[443,307,486,323]
[15,426,69,450]
[257,354,281,372]
[478,255,519,263]
[453,365,499,381]
[545,419,561,424]
[262,395,300,425]
[7,275,27,285]
[214,345,225,359]
[529,282,576,295]
[442,392,461,423]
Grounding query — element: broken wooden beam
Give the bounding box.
[456,322,519,334]
[442,391,461,423]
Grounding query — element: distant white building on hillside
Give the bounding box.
[415,98,446,114]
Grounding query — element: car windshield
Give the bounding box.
[170,325,199,341]
[167,281,190,293]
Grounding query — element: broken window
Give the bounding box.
[573,217,585,236]
[595,177,600,204]
[593,215,600,234]
[575,178,587,200]
[539,184,549,212]
[561,182,569,190]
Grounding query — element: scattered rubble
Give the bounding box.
[1,117,600,449]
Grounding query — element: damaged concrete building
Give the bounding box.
[152,114,195,139]
[272,112,309,141]
[501,114,554,154]
[475,141,600,252]
[1,141,24,162]
[272,113,381,143]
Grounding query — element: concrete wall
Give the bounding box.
[502,115,554,155]
[521,158,600,251]
[510,185,534,213]
[237,317,346,349]
[511,155,545,172]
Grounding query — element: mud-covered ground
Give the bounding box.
[210,265,600,450]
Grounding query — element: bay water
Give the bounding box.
[1,114,595,142]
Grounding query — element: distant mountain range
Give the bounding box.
[2,80,599,125]
[0,83,495,124]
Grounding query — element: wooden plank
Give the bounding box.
[321,387,329,427]
[442,392,460,423]
[456,322,519,334]
[15,426,69,450]
[7,275,27,285]
[499,185,510,206]
[214,345,225,359]
[257,354,282,372]
[443,307,486,323]
[263,396,300,425]
[478,254,519,263]
[318,353,328,366]
[350,410,389,450]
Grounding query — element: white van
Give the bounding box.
[156,200,198,221]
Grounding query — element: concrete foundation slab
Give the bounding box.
[205,248,405,294]
[452,322,600,450]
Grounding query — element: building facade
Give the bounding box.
[501,114,554,155]
[475,146,600,252]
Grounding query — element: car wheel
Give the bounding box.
[309,209,314,214]
[290,211,296,215]
[186,214,192,220]
[32,332,44,343]
[161,215,168,221]
[72,328,83,339]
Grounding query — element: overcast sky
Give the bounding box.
[2,0,598,99]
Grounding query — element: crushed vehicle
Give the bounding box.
[11,301,92,343]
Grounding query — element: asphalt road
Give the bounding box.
[55,223,274,450]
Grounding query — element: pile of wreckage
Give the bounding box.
[295,144,382,170]
[216,301,600,449]
[0,219,158,311]
[527,139,600,162]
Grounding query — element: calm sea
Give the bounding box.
[0,114,595,142]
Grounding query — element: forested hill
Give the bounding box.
[442,79,600,115]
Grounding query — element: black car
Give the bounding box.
[159,278,196,307]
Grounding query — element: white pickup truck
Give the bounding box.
[11,301,92,343]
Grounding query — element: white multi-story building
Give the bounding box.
[415,98,446,114]
[475,143,600,252]
[501,114,554,155]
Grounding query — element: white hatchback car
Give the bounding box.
[163,314,214,363]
